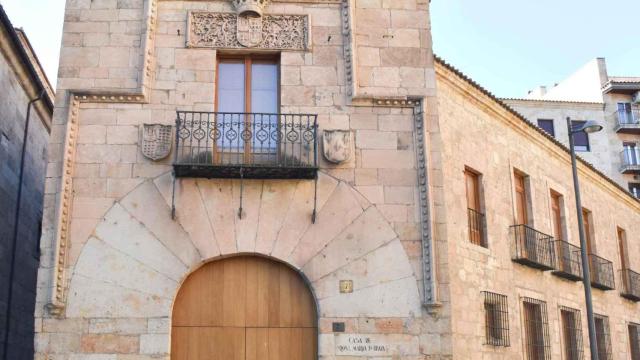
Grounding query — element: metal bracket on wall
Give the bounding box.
[311,174,318,224]
[171,171,177,220]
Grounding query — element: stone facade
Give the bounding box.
[435,59,640,360]
[0,8,54,359]
[35,0,640,359]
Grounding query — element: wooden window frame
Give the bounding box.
[550,190,565,241]
[214,54,281,162]
[514,170,531,226]
[465,167,486,247]
[629,322,640,360]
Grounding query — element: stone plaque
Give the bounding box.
[335,335,389,356]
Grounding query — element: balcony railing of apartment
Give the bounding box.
[174,111,318,179]
[620,268,640,301]
[589,254,615,290]
[551,240,583,281]
[614,109,640,134]
[620,147,640,174]
[511,224,556,271]
[467,208,486,247]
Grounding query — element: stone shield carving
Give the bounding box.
[141,124,172,161]
[323,130,351,164]
[188,12,308,51]
[237,15,263,47]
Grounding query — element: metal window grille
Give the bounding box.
[594,314,612,360]
[522,297,551,360]
[560,306,584,360]
[482,291,510,346]
[629,323,640,360]
[468,208,487,247]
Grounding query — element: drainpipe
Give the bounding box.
[2,90,44,360]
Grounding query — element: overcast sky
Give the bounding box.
[2,0,639,98]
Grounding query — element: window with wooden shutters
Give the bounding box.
[594,314,612,360]
[582,208,593,255]
[465,168,486,247]
[550,191,564,241]
[560,306,583,360]
[629,323,640,360]
[514,172,529,226]
[482,291,510,346]
[522,297,551,360]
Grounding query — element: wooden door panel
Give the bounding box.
[172,256,316,360]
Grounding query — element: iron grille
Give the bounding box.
[552,240,583,281]
[173,111,318,179]
[589,254,615,290]
[468,208,487,247]
[560,306,584,360]
[594,314,612,360]
[482,291,510,346]
[511,225,556,270]
[522,297,551,360]
[620,268,640,301]
[629,323,640,360]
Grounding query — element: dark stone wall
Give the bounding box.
[0,52,49,360]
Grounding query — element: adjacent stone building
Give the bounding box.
[0,5,55,359]
[505,58,640,199]
[35,0,640,359]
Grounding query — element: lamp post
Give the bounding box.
[567,117,603,360]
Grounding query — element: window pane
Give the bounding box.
[537,119,555,137]
[251,62,278,151]
[218,62,245,113]
[571,121,590,151]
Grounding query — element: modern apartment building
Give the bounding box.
[35,1,640,359]
[505,58,640,199]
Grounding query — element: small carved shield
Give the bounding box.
[141,124,172,161]
[323,130,351,164]
[237,15,263,48]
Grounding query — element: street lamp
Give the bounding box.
[567,117,603,360]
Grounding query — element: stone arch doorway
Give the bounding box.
[171,255,318,360]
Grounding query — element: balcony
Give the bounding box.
[589,254,615,290]
[552,240,583,281]
[619,147,640,174]
[620,269,640,301]
[174,111,318,179]
[510,225,556,271]
[467,208,486,247]
[614,110,640,134]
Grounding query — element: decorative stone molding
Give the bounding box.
[341,0,355,98]
[46,0,159,316]
[187,12,308,51]
[413,100,437,306]
[232,0,271,17]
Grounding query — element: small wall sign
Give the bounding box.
[339,280,353,293]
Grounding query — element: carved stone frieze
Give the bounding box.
[187,12,308,51]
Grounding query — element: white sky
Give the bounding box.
[1,0,65,87]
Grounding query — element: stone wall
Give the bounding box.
[436,61,640,360]
[36,0,447,359]
[0,28,51,360]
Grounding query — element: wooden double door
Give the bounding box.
[171,256,317,360]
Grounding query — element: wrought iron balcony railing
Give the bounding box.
[620,268,640,301]
[552,240,583,281]
[615,109,640,134]
[620,147,640,174]
[467,208,486,247]
[174,111,318,179]
[589,254,615,291]
[511,224,556,271]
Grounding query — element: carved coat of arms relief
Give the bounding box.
[237,15,263,48]
[141,124,173,161]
